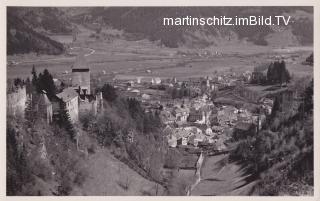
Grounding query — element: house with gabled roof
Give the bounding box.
[54,87,79,123]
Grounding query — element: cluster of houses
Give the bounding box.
[106,69,280,153]
[162,101,268,151]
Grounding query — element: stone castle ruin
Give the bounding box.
[56,54,103,122]
[7,54,103,124]
[72,54,103,117]
[7,84,27,118]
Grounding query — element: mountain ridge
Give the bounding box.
[7,8,66,55]
[70,7,313,48]
[7,7,313,55]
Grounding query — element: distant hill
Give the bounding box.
[7,7,313,55]
[7,8,66,55]
[9,7,73,34]
[70,7,313,48]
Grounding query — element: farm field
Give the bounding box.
[7,25,313,80]
[7,48,313,80]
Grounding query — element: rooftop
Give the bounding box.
[56,88,78,102]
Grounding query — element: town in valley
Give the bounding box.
[6,7,314,196]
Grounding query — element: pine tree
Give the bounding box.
[279,60,290,86]
[303,79,313,114]
[31,65,38,87]
[267,60,291,85]
[267,64,272,84]
[36,73,43,93]
[36,69,57,99]
[271,96,280,118]
[101,84,117,102]
[58,101,75,140]
[25,95,37,126]
[14,78,23,87]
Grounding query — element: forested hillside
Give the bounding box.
[7,8,66,55]
[230,79,313,195]
[72,7,313,48]
[7,70,169,195]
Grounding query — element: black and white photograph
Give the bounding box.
[6,5,315,196]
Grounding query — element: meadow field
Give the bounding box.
[7,26,313,80]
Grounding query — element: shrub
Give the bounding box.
[30,160,52,181]
[87,143,97,154]
[74,168,89,187]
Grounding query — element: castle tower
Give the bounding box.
[72,54,91,95]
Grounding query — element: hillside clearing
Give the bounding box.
[71,148,165,196]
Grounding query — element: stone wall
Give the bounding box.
[7,86,26,118]
[79,99,97,116]
[39,104,53,124]
[66,96,79,123]
[72,70,90,94]
[79,92,103,117]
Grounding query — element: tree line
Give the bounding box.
[83,83,167,184]
[230,79,313,195]
[252,60,291,86]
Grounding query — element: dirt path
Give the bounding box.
[70,46,95,57]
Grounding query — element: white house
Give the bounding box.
[205,127,213,136]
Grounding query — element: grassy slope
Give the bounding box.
[71,148,165,196]
[191,154,255,196]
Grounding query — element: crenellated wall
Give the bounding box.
[79,92,103,117]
